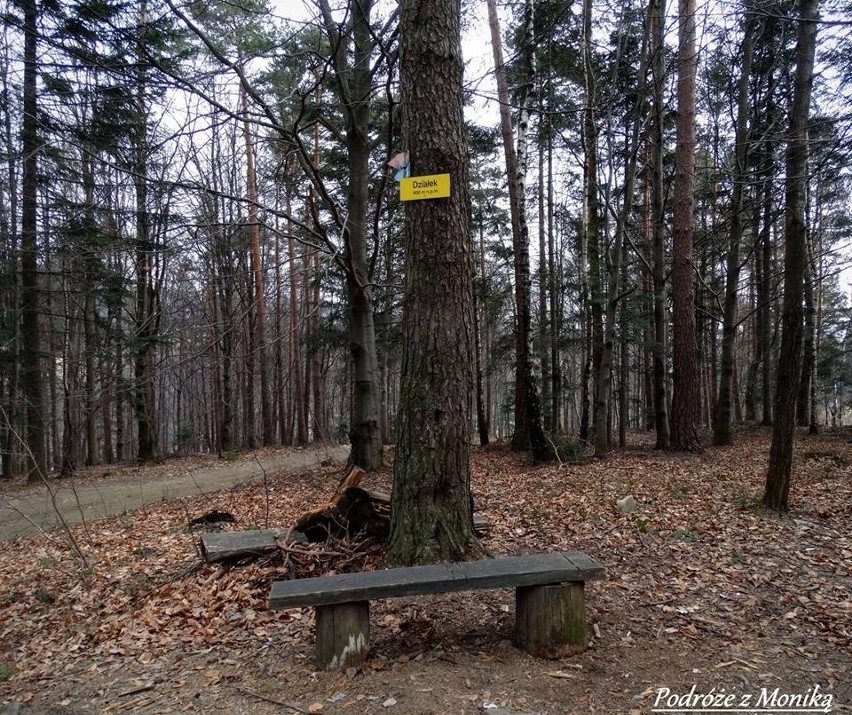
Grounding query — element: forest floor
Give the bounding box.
[1,427,850,715]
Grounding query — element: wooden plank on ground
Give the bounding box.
[269,552,604,609]
[200,529,305,564]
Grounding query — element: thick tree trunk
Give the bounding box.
[764,0,818,511]
[669,0,702,452]
[388,0,483,564]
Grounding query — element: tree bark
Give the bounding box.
[797,236,815,430]
[650,0,669,449]
[759,168,774,425]
[669,0,702,452]
[133,0,158,463]
[592,1,648,458]
[486,0,549,460]
[241,88,274,447]
[713,16,756,446]
[286,157,307,445]
[81,149,99,466]
[21,0,46,482]
[764,0,818,512]
[388,0,483,564]
[319,0,383,468]
[582,0,604,451]
[547,109,561,432]
[474,288,490,446]
[537,92,551,431]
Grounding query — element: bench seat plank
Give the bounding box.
[268,551,603,609]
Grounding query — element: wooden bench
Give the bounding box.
[268,551,604,669]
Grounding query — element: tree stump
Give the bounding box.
[514,582,587,658]
[315,601,370,670]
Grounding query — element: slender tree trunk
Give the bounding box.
[759,175,774,424]
[669,0,702,452]
[20,0,45,482]
[388,0,483,564]
[478,209,492,443]
[313,0,387,460]
[242,253,256,448]
[286,170,307,444]
[618,241,629,448]
[640,168,653,431]
[219,263,235,455]
[650,0,670,449]
[594,24,648,458]
[547,113,561,432]
[474,288,490,446]
[133,1,158,463]
[537,113,551,431]
[486,0,549,460]
[241,88,273,446]
[582,0,604,451]
[309,86,327,443]
[764,0,818,512]
[325,0,384,468]
[810,228,824,433]
[80,149,99,466]
[274,186,288,443]
[649,0,670,447]
[1,40,20,478]
[797,235,815,429]
[99,350,114,463]
[713,17,756,446]
[311,258,325,440]
[378,224,395,444]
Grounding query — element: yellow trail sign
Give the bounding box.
[400,173,451,201]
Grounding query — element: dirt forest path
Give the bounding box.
[0,443,350,541]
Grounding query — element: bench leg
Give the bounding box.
[315,601,370,670]
[515,582,587,658]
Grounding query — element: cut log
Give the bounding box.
[515,582,588,658]
[200,529,308,564]
[315,601,370,669]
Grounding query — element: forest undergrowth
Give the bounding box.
[0,427,850,714]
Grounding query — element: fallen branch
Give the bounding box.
[233,685,309,713]
[117,683,156,698]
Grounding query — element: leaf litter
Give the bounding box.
[0,428,850,713]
